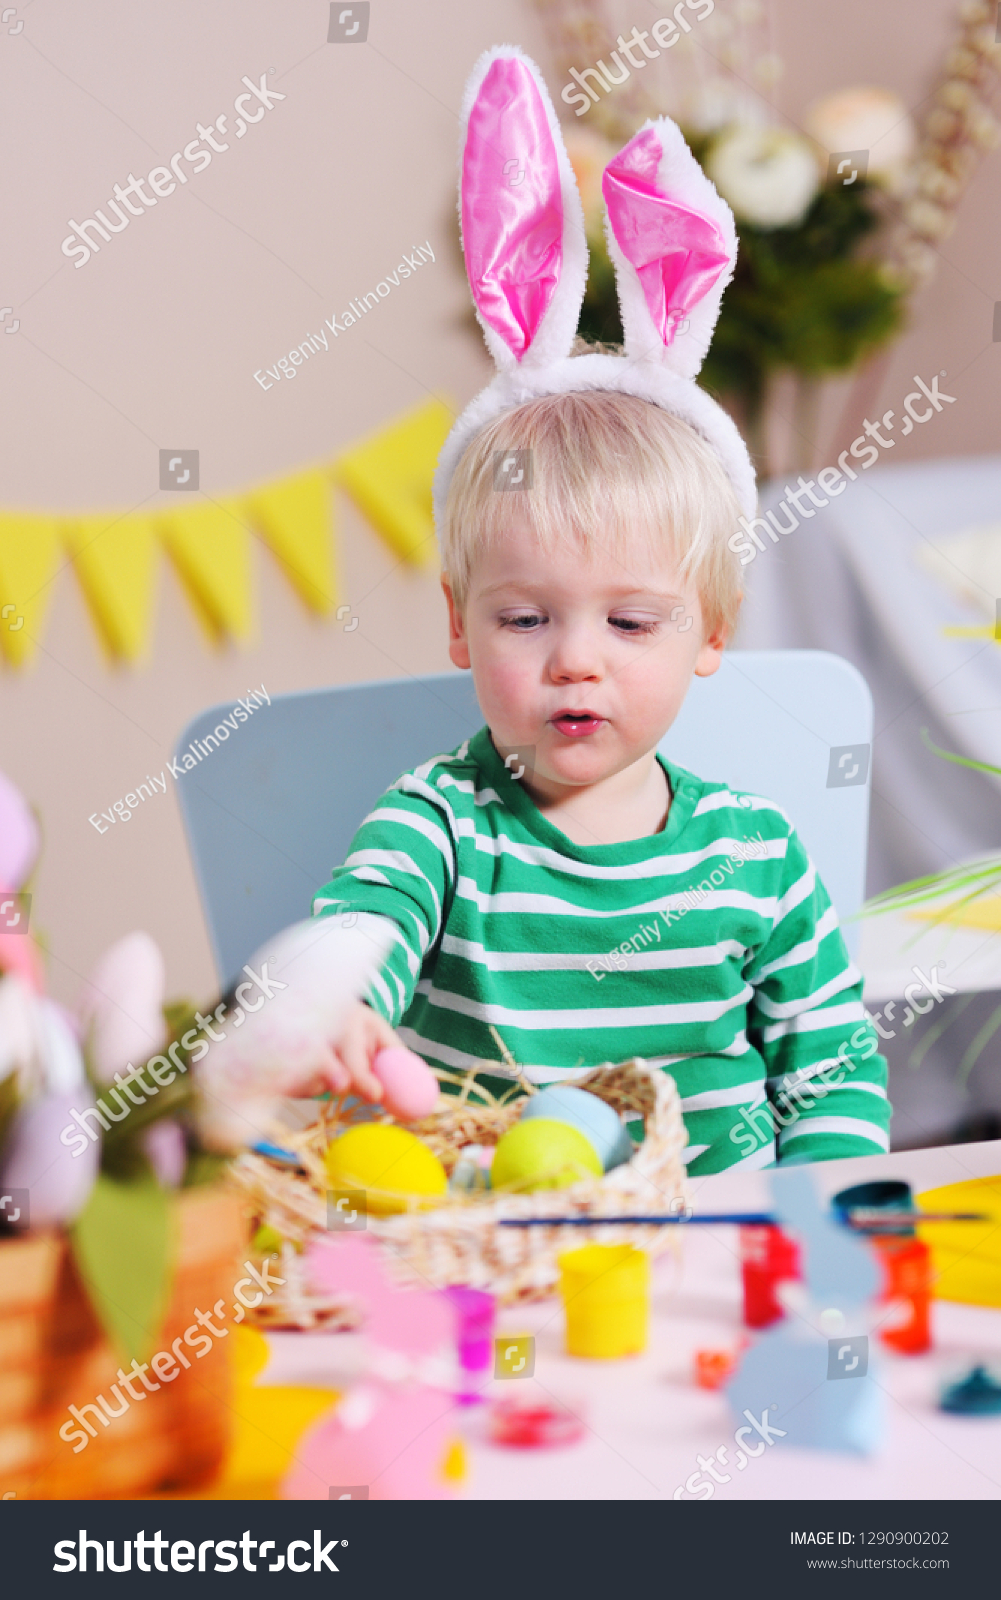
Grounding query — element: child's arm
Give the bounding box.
[744,827,891,1165]
[195,774,456,1148]
[312,766,457,1025]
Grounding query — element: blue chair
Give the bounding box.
[176,651,872,989]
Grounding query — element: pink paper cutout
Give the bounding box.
[306,1234,451,1355]
[462,56,563,361]
[283,1236,458,1500]
[602,127,730,348]
[283,1384,456,1501]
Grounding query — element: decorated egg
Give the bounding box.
[324,1123,447,1215]
[521,1085,634,1172]
[491,1118,602,1194]
[373,1046,440,1121]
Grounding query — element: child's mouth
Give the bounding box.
[552,711,604,738]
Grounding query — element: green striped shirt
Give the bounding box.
[313,727,890,1175]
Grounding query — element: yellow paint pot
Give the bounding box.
[558,1243,650,1359]
[916,1175,1001,1309]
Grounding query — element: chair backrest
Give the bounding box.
[177,650,872,988]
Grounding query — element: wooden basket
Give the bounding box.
[232,1058,689,1313]
[0,1186,249,1499]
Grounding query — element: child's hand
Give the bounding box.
[324,1000,403,1102]
[193,915,402,1150]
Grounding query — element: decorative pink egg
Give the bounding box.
[373,1047,440,1121]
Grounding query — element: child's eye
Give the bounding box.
[610,617,658,635]
[501,613,545,630]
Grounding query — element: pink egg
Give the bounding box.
[373,1047,440,1121]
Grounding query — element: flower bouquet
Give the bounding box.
[0,768,248,1499]
[532,0,1001,474]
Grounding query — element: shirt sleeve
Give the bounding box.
[744,825,891,1164]
[311,770,457,1026]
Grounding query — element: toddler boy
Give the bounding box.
[310,386,890,1175]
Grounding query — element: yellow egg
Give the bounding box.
[324,1123,447,1215]
[491,1118,602,1193]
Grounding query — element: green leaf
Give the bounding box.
[69,1169,176,1367]
[0,1071,19,1163]
[179,1149,229,1189]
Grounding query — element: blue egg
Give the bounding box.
[521,1085,634,1172]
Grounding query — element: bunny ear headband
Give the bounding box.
[432,45,757,531]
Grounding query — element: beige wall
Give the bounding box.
[2,0,998,1009]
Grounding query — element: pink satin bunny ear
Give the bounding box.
[602,120,737,381]
[459,46,587,371]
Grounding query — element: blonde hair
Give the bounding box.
[441,382,744,638]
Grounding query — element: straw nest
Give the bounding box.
[229,1055,688,1321]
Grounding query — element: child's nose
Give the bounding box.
[548,626,602,683]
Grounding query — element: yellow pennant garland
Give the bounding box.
[0,512,62,667]
[334,399,452,567]
[243,470,338,616]
[64,512,160,664]
[157,501,254,645]
[0,397,453,667]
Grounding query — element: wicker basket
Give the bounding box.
[0,1186,249,1499]
[232,1058,689,1313]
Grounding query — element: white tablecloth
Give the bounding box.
[263,1140,1001,1501]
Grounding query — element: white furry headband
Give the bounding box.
[432,46,757,532]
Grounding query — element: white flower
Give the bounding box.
[705,126,820,228]
[0,976,86,1110]
[76,931,165,1084]
[0,972,38,1092]
[35,1000,85,1094]
[804,87,917,194]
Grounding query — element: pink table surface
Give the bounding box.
[263,1140,1001,1501]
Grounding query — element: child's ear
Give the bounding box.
[441,576,471,670]
[695,590,741,677]
[693,616,730,679]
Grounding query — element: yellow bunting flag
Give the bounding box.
[0,401,451,667]
[243,470,338,615]
[157,501,253,643]
[333,397,453,567]
[0,512,62,668]
[64,512,160,662]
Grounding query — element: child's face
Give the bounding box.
[443,520,727,797]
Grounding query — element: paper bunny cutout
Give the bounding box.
[433,46,757,531]
[282,1235,459,1500]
